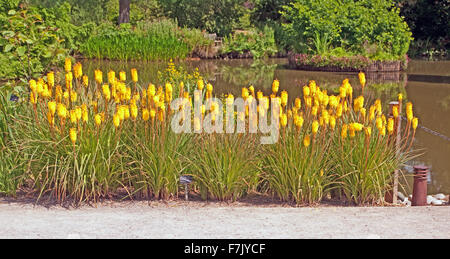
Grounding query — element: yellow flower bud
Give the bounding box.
[48,101,56,116]
[47,72,54,88]
[69,128,77,144]
[108,70,116,84]
[295,98,301,109]
[358,71,366,88]
[29,91,37,104]
[82,75,89,88]
[94,69,103,84]
[280,113,287,127]
[272,79,279,94]
[113,114,120,128]
[303,134,311,147]
[341,124,348,139]
[387,118,394,134]
[330,116,336,130]
[131,68,138,83]
[294,115,304,129]
[393,106,399,118]
[412,117,418,130]
[352,123,364,132]
[281,91,288,107]
[197,79,204,91]
[57,103,67,119]
[119,71,126,82]
[74,62,82,79]
[70,110,77,124]
[303,86,310,97]
[312,120,319,134]
[131,103,138,119]
[95,114,102,126]
[64,58,72,73]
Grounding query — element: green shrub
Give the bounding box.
[0,3,68,80]
[221,26,278,59]
[159,0,245,37]
[282,0,413,60]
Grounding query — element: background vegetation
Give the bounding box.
[2,0,447,82]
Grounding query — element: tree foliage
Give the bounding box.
[0,1,68,80]
[282,0,413,60]
[159,0,246,37]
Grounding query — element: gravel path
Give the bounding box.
[0,200,448,239]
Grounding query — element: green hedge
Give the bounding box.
[282,0,413,60]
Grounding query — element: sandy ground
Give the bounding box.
[0,199,449,239]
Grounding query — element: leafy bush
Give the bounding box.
[282,0,413,60]
[0,3,68,80]
[221,26,278,59]
[159,0,246,37]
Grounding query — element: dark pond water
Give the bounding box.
[81,58,450,195]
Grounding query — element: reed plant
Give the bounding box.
[187,133,261,201]
[263,122,334,205]
[328,95,418,204]
[0,146,24,196]
[12,86,124,204]
[0,89,25,196]
[80,20,212,61]
[122,120,193,200]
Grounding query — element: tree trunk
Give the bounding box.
[118,0,130,25]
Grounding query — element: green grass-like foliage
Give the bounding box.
[187,134,261,201]
[80,20,212,61]
[263,123,334,204]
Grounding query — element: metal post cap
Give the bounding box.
[413,165,429,173]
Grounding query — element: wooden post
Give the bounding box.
[389,101,401,204]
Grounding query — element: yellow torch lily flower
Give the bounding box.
[412,117,418,131]
[312,120,319,134]
[303,134,311,147]
[113,113,120,128]
[358,71,366,88]
[69,128,77,144]
[64,58,72,73]
[95,114,102,126]
[94,69,103,84]
[272,79,279,94]
[47,72,54,88]
[131,68,138,83]
[387,118,394,135]
[119,71,126,82]
[48,101,56,116]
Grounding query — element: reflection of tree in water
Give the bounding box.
[218,61,277,89]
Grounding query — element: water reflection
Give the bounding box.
[81,58,450,194]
